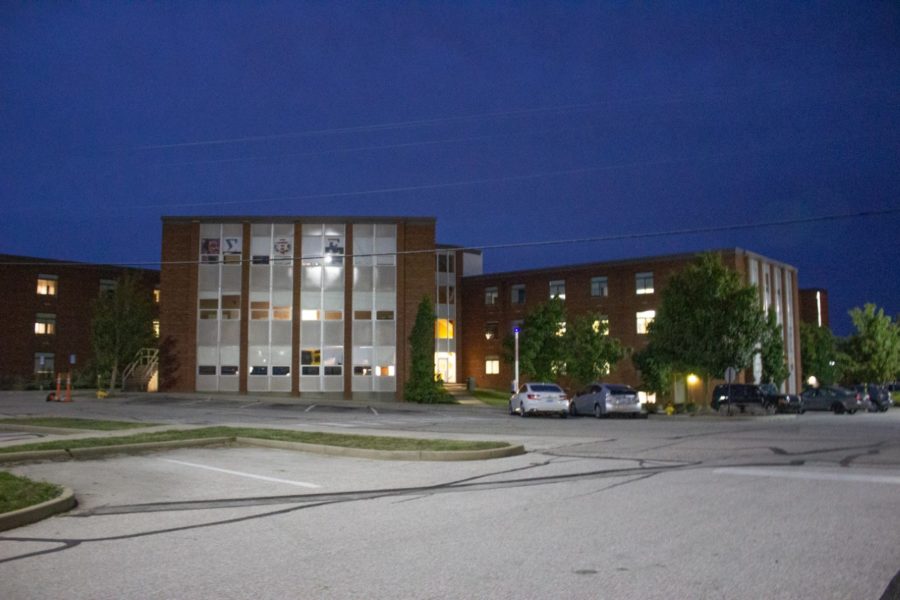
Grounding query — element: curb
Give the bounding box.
[238,437,526,461]
[0,486,76,532]
[0,437,235,464]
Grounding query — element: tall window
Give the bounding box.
[485,286,498,305]
[435,319,455,339]
[485,357,500,375]
[635,272,654,295]
[549,280,566,300]
[636,310,656,334]
[37,275,57,296]
[591,276,608,297]
[34,313,56,335]
[511,284,526,305]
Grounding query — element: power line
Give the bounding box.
[1,208,896,269]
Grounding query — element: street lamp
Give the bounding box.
[514,327,520,393]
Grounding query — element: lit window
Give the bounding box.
[484,321,499,340]
[511,284,526,305]
[636,310,656,334]
[635,272,654,295]
[34,313,56,335]
[591,276,608,297]
[152,319,160,338]
[485,286,498,305]
[37,276,57,296]
[556,321,566,337]
[435,319,455,340]
[549,280,566,300]
[301,309,320,321]
[592,317,610,335]
[485,357,500,375]
[153,287,160,303]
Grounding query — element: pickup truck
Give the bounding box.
[711,383,803,414]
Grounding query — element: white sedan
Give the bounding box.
[509,382,569,418]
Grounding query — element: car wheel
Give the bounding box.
[832,403,845,414]
[848,409,857,415]
[593,404,603,419]
[520,402,527,417]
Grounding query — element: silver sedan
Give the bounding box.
[570,383,646,418]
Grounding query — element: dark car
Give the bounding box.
[758,383,804,414]
[800,386,864,414]
[854,384,892,412]
[712,383,776,414]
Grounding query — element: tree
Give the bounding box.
[632,344,673,402]
[843,304,900,385]
[92,272,155,392]
[404,296,450,403]
[503,297,566,382]
[759,311,789,386]
[645,253,766,403]
[563,313,626,389]
[799,322,844,386]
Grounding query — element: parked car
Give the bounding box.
[758,383,804,414]
[800,386,864,414]
[711,383,775,413]
[509,382,569,418]
[854,384,892,412]
[570,383,645,418]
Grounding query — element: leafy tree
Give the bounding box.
[799,322,845,386]
[645,253,766,403]
[563,313,626,388]
[503,297,566,382]
[842,304,900,385]
[92,272,155,392]
[759,311,789,386]
[632,344,673,401]
[404,296,450,403]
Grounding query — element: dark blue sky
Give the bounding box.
[2,2,898,335]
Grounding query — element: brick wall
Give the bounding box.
[0,254,159,385]
[158,222,198,392]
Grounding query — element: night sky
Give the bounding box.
[2,3,898,335]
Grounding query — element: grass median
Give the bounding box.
[0,426,510,454]
[472,388,511,408]
[0,471,62,513]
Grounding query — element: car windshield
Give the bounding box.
[530,384,563,393]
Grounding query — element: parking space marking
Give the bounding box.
[160,458,321,488]
[715,467,900,485]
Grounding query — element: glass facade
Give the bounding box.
[352,223,397,393]
[434,248,456,383]
[248,223,294,393]
[197,223,243,392]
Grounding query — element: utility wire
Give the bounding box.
[1,208,896,269]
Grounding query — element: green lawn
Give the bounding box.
[472,388,511,408]
[0,417,156,430]
[0,471,62,513]
[0,426,510,454]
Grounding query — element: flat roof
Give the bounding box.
[162,215,436,225]
[464,247,797,281]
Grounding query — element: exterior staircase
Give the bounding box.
[121,348,159,392]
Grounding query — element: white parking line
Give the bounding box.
[160,458,321,488]
[715,467,900,485]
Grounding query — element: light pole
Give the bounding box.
[514,327,520,393]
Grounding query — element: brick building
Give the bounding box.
[0,254,160,387]
[459,248,803,398]
[159,216,482,400]
[158,216,802,402]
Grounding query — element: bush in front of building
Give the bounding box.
[405,297,452,404]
